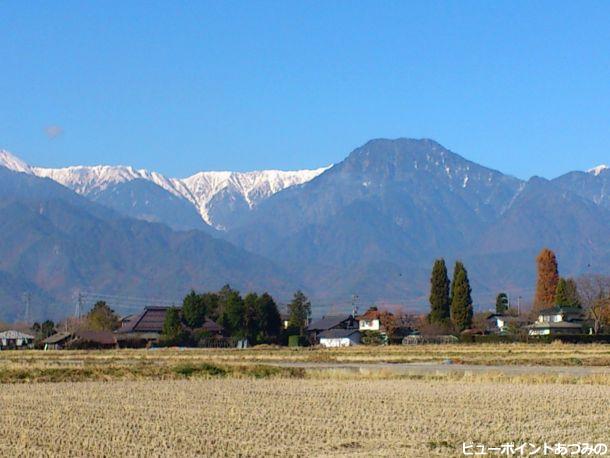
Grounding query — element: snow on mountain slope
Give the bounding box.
[1,149,330,228]
[181,167,331,224]
[588,164,609,176]
[0,149,33,174]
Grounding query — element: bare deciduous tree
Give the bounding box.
[576,275,610,334]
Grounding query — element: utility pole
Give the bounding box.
[517,296,522,316]
[351,294,359,317]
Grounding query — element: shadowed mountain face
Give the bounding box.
[88,179,212,232]
[1,138,609,319]
[553,168,610,209]
[227,139,610,308]
[0,167,297,322]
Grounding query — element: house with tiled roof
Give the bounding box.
[307,314,358,343]
[355,307,384,332]
[116,306,224,345]
[527,306,591,336]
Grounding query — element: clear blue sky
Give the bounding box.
[1,1,609,178]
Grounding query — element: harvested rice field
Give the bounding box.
[1,377,609,457]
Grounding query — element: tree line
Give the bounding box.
[161,286,312,346]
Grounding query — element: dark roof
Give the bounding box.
[198,319,223,333]
[74,330,117,345]
[527,321,584,329]
[538,306,583,315]
[308,314,353,331]
[117,306,171,333]
[318,329,360,339]
[42,332,72,344]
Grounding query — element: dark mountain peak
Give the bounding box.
[526,176,551,186]
[348,137,450,162]
[336,138,520,196]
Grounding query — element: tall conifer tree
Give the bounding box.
[555,278,570,307]
[564,278,581,308]
[450,261,473,331]
[495,292,509,314]
[428,259,450,324]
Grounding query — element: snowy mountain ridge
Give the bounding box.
[588,164,609,176]
[0,149,330,227]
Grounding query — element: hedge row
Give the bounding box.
[458,334,610,344]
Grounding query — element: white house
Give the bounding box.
[527,306,588,336]
[318,329,361,347]
[486,313,528,335]
[356,308,383,331]
[0,330,35,350]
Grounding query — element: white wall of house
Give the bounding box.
[359,319,380,331]
[539,314,562,323]
[319,336,359,347]
[529,328,551,336]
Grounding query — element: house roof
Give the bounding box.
[356,309,383,321]
[116,306,171,333]
[318,329,360,339]
[0,330,35,340]
[308,314,353,331]
[74,330,117,345]
[526,321,584,329]
[538,306,583,316]
[42,332,72,344]
[197,318,223,333]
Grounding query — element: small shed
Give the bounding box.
[318,329,361,348]
[42,332,73,350]
[0,330,35,350]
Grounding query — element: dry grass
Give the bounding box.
[1,342,609,370]
[1,378,608,457]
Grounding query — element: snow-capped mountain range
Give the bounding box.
[0,149,330,229]
[2,138,610,320]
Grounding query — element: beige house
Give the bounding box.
[527,307,590,336]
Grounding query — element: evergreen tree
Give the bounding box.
[555,278,570,307]
[182,290,207,328]
[243,293,260,342]
[428,259,450,324]
[218,287,245,337]
[202,292,220,321]
[534,248,559,313]
[495,292,509,314]
[450,261,473,331]
[86,301,120,331]
[161,307,185,345]
[288,290,311,336]
[40,320,55,338]
[256,292,281,342]
[32,321,54,340]
[565,278,581,308]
